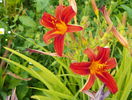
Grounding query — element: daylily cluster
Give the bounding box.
[40,4,118,95]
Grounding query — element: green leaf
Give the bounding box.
[17,85,29,100]
[2,47,72,95]
[120,74,132,100]
[121,5,132,19]
[19,16,36,28]
[0,68,6,89]
[34,0,49,12]
[8,78,21,89]
[31,95,59,100]
[0,57,53,89]
[6,0,21,5]
[31,87,73,100]
[112,48,132,99]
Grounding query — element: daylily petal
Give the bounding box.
[70,62,91,75]
[81,75,96,91]
[40,12,57,29]
[105,58,117,70]
[67,25,83,32]
[61,6,76,24]
[96,46,110,63]
[55,5,65,20]
[43,30,59,44]
[84,48,96,61]
[96,72,118,94]
[54,35,65,56]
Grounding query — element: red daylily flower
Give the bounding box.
[40,5,83,56]
[70,46,118,94]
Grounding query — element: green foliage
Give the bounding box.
[111,48,132,100]
[0,68,5,89]
[6,0,21,5]
[17,84,29,100]
[19,16,37,28]
[0,47,73,99]
[121,5,132,19]
[34,0,50,12]
[121,4,132,25]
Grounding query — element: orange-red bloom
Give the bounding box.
[40,5,83,56]
[70,46,118,94]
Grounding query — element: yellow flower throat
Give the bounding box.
[55,21,67,34]
[89,61,105,74]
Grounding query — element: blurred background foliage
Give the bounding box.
[0,0,132,100]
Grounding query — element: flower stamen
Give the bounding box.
[55,21,67,34]
[89,61,105,74]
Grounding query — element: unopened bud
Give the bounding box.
[91,0,99,17]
